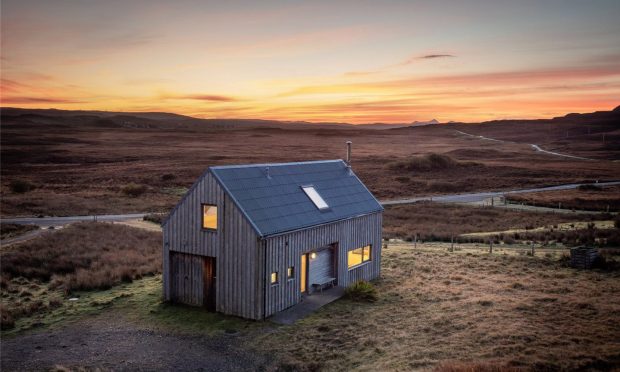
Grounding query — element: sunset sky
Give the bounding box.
[1,0,619,123]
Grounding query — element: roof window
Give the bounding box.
[302,186,329,210]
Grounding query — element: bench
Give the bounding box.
[311,277,336,292]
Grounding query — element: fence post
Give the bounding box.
[451,235,454,252]
[414,234,417,249]
[531,242,535,256]
[489,239,493,254]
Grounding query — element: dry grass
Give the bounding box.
[2,111,619,216]
[1,222,161,291]
[383,202,610,242]
[257,245,620,371]
[506,185,620,212]
[0,222,161,329]
[0,223,38,240]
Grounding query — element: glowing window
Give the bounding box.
[202,204,217,230]
[348,245,371,269]
[270,272,279,284]
[301,186,329,210]
[287,267,294,279]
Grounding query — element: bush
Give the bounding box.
[143,213,164,224]
[577,184,602,191]
[388,153,461,172]
[121,183,147,197]
[9,180,36,193]
[161,173,176,181]
[345,281,378,302]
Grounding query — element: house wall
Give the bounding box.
[262,211,382,317]
[162,171,262,319]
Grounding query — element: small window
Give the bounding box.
[287,266,294,279]
[301,186,329,210]
[202,204,217,230]
[348,245,371,269]
[270,272,279,284]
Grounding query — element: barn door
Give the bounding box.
[203,257,216,311]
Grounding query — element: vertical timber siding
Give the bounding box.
[263,212,382,317]
[163,171,261,319]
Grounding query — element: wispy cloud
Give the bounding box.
[1,96,84,104]
[164,94,239,102]
[419,54,456,59]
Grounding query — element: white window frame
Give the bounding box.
[301,186,329,210]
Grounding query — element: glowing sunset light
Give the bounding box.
[1,0,619,123]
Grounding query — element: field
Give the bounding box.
[2,108,620,217]
[506,185,620,212]
[0,222,161,330]
[2,243,619,371]
[256,244,620,371]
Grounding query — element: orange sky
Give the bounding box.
[1,0,619,123]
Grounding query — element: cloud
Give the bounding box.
[1,96,84,104]
[419,54,456,59]
[166,94,238,102]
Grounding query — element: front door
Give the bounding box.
[203,257,216,311]
[300,253,308,293]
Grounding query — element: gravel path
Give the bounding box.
[1,311,271,371]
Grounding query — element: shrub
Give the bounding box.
[577,184,602,191]
[9,180,36,193]
[121,183,147,197]
[388,153,468,172]
[345,281,378,302]
[161,173,176,181]
[143,213,164,224]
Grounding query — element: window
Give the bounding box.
[287,266,294,279]
[202,204,217,230]
[270,271,279,284]
[348,245,371,269]
[301,186,329,210]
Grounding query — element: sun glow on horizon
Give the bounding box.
[1,0,619,124]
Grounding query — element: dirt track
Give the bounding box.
[1,310,270,371]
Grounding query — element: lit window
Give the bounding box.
[202,204,217,230]
[301,186,329,210]
[270,272,278,284]
[348,245,371,269]
[287,267,294,279]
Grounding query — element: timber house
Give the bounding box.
[162,153,383,320]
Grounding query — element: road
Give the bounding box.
[380,180,620,205]
[1,181,618,229]
[455,130,594,160]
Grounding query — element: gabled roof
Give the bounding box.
[209,160,383,237]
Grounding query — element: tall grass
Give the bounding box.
[1,222,162,293]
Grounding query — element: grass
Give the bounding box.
[383,202,611,243]
[1,275,252,337]
[0,222,161,329]
[387,153,479,172]
[0,223,38,240]
[506,185,620,212]
[255,244,620,371]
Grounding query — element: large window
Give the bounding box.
[301,186,329,210]
[202,204,217,230]
[348,245,371,269]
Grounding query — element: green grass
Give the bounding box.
[2,275,255,337]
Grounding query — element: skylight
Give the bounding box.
[302,186,329,210]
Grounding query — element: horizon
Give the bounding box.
[1,0,620,124]
[2,104,619,126]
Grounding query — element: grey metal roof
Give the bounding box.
[210,160,383,237]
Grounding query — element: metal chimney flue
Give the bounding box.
[346,141,352,165]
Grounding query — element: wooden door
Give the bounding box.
[300,253,308,293]
[203,257,216,311]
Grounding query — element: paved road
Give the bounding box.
[0,213,148,227]
[380,181,620,206]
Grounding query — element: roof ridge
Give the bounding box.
[210,159,344,170]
